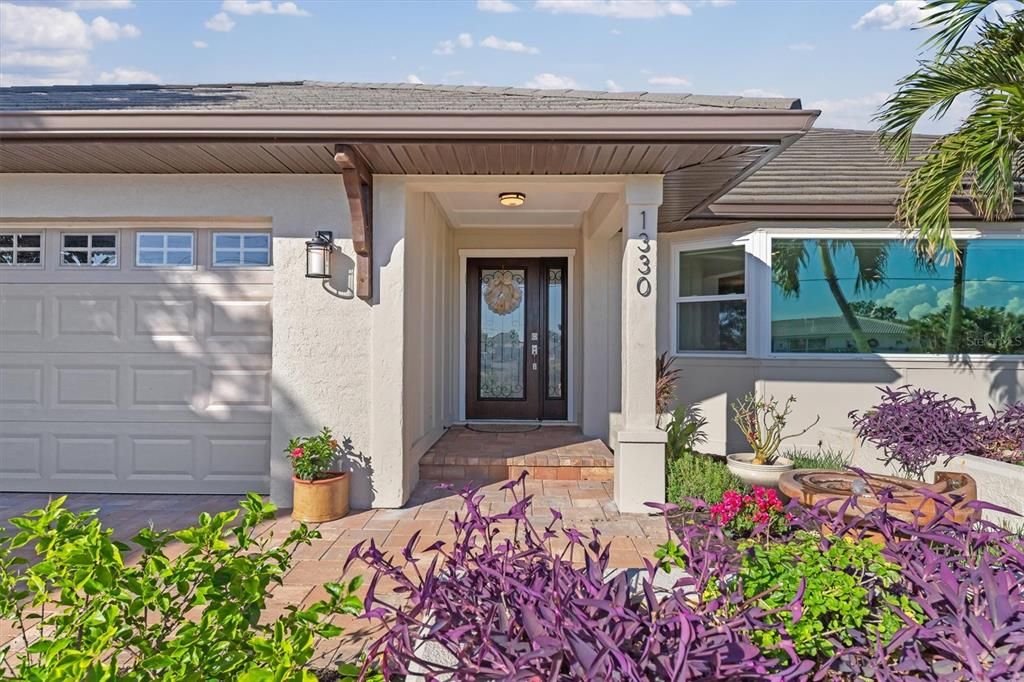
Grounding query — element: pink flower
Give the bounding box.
[291,447,304,459]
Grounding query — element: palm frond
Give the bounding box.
[771,240,809,297]
[920,0,1015,56]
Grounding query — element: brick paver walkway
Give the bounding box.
[1,477,668,668]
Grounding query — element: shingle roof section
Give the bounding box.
[718,128,936,205]
[0,80,802,113]
[773,316,910,337]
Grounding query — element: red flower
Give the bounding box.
[291,447,304,459]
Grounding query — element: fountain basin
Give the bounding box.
[778,469,979,527]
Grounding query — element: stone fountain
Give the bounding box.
[777,470,979,526]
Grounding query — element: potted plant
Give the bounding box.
[727,393,819,488]
[287,426,350,522]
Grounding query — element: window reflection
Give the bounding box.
[771,238,1024,354]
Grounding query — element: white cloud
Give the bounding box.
[434,33,473,54]
[406,73,424,84]
[1,50,88,70]
[477,0,519,11]
[853,1,930,30]
[605,79,622,91]
[0,3,139,49]
[97,66,160,83]
[647,74,690,88]
[90,15,139,40]
[221,0,310,16]
[0,2,141,86]
[992,2,1017,16]
[736,87,785,98]
[193,39,208,48]
[610,27,622,34]
[0,73,79,85]
[709,0,734,5]
[788,42,815,51]
[524,72,579,89]
[480,35,539,54]
[534,0,691,19]
[205,11,236,31]
[808,91,889,129]
[68,0,135,8]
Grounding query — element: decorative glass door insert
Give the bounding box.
[466,258,567,421]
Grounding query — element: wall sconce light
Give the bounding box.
[305,230,334,279]
[498,191,526,207]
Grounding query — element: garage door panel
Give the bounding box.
[0,283,272,354]
[1,352,271,422]
[0,434,43,479]
[0,295,44,340]
[55,295,121,340]
[0,365,44,408]
[0,421,270,493]
[54,435,118,479]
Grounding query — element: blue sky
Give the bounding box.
[1,0,1013,131]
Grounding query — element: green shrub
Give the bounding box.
[736,531,920,660]
[666,450,748,505]
[786,441,852,470]
[663,404,747,505]
[0,493,365,681]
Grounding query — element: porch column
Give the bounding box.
[615,176,667,513]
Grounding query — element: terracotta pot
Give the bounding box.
[726,452,794,489]
[292,472,349,523]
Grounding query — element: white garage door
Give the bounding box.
[0,225,273,494]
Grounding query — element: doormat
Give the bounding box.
[465,423,542,434]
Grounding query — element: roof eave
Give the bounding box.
[0,109,820,143]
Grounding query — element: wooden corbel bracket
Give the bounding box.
[334,144,373,300]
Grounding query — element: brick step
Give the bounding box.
[420,463,613,483]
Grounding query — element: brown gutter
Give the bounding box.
[0,109,819,143]
[700,202,980,220]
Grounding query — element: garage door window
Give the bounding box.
[61,233,118,267]
[0,233,42,266]
[136,232,194,267]
[213,232,271,267]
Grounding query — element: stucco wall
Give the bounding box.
[0,173,394,507]
[403,193,455,494]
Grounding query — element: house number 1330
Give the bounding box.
[636,209,652,297]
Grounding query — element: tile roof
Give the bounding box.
[718,128,937,206]
[0,80,802,113]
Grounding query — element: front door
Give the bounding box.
[466,258,567,421]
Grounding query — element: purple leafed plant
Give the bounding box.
[851,386,1024,476]
[850,385,988,479]
[344,473,810,681]
[345,470,1023,680]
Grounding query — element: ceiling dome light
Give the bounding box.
[498,191,526,207]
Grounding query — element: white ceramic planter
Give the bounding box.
[726,452,794,489]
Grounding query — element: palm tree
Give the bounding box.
[876,0,1023,261]
[773,240,889,353]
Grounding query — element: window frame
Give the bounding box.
[0,232,44,268]
[134,231,196,269]
[211,231,272,268]
[59,231,119,268]
[762,227,1024,362]
[670,237,751,357]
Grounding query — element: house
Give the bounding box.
[1,82,1021,512]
